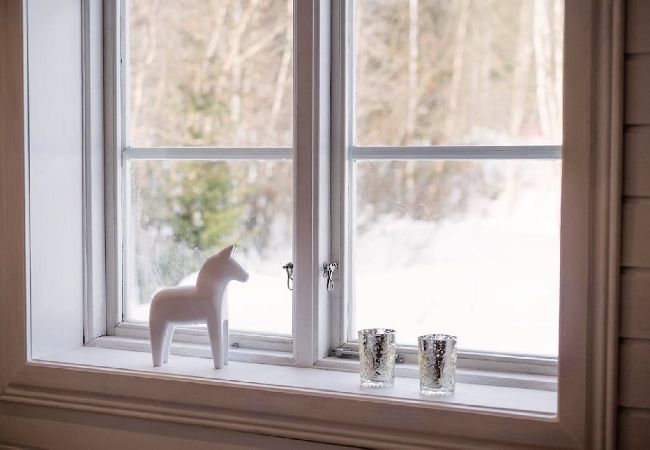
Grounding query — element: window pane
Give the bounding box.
[125,160,293,335]
[354,0,564,146]
[128,0,293,147]
[352,160,561,356]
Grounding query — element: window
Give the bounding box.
[112,0,565,370]
[6,0,621,447]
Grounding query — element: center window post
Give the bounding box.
[292,0,332,366]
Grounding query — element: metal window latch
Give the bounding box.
[282,262,294,291]
[322,262,338,292]
[333,346,405,364]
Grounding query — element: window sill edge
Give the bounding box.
[34,341,557,417]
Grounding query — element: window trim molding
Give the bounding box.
[0,0,623,447]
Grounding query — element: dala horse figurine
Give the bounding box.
[149,244,249,368]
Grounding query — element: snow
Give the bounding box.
[131,161,561,357]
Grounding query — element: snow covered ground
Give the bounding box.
[130,161,561,357]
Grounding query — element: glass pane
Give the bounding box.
[128,0,293,147]
[125,160,293,335]
[352,160,561,356]
[354,0,564,146]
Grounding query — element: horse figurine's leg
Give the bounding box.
[150,317,167,367]
[207,314,223,369]
[161,324,174,364]
[222,319,229,366]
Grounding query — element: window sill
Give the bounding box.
[89,335,557,391]
[38,342,557,416]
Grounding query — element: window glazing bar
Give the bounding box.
[351,145,561,160]
[123,147,293,161]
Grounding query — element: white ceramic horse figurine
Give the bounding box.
[149,244,249,368]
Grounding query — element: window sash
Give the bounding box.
[113,0,299,352]
[330,0,563,364]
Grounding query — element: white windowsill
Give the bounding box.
[37,344,557,416]
[87,335,557,391]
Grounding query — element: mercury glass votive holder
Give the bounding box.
[418,334,457,396]
[358,328,396,388]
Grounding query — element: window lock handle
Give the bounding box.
[282,262,294,291]
[323,262,338,293]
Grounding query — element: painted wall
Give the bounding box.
[618,1,650,447]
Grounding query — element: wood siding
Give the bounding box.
[619,1,650,447]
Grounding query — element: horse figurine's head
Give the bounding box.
[195,244,249,295]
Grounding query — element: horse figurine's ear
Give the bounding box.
[149,244,249,369]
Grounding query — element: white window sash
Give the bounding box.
[105,0,562,373]
[102,0,290,351]
[104,0,333,360]
[329,0,562,370]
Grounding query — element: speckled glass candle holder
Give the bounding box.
[418,334,457,396]
[358,328,396,388]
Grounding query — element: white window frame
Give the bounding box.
[328,0,563,373]
[105,0,297,356]
[0,0,624,447]
[101,0,330,363]
[105,0,562,379]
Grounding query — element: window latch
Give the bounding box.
[282,262,294,291]
[322,262,338,292]
[284,262,338,292]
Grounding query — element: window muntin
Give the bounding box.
[122,0,294,337]
[345,0,564,357]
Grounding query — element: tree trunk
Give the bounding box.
[533,0,552,139]
[404,0,419,145]
[444,0,470,142]
[509,2,532,138]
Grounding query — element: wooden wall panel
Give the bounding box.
[618,408,650,449]
[621,200,650,267]
[618,340,650,409]
[623,129,650,196]
[625,57,650,124]
[626,0,650,54]
[620,270,650,339]
[619,2,650,447]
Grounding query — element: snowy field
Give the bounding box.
[130,162,561,357]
